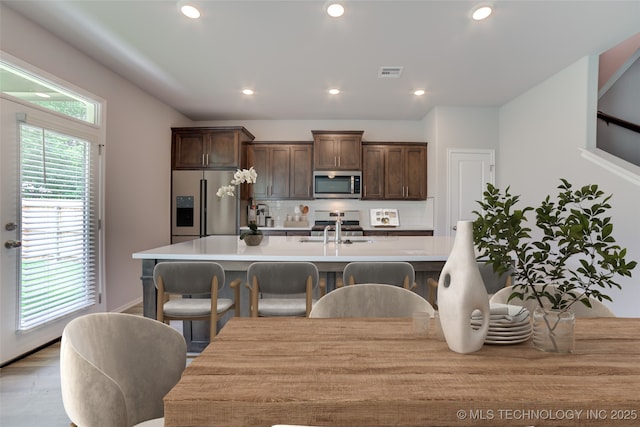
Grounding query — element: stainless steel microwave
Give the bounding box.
[313,171,362,199]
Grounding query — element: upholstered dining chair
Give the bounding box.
[245,262,320,317]
[309,283,435,318]
[60,312,187,427]
[490,284,616,317]
[340,261,417,290]
[153,261,241,338]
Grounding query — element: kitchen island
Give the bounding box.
[132,235,453,350]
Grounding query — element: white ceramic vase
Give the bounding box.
[437,220,490,353]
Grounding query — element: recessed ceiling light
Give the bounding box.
[242,89,254,95]
[35,92,51,98]
[471,5,493,21]
[325,2,345,18]
[414,90,425,96]
[329,88,340,95]
[179,2,201,19]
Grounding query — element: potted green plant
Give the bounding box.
[473,179,636,352]
[240,221,263,246]
[216,167,263,246]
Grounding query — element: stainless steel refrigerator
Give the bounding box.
[171,170,238,243]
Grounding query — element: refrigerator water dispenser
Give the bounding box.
[176,196,194,227]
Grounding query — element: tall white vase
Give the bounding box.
[437,220,490,353]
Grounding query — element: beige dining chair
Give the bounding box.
[339,261,417,290]
[60,313,187,427]
[309,283,435,318]
[246,262,320,317]
[153,261,241,338]
[490,284,616,317]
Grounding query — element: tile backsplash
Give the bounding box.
[262,198,434,229]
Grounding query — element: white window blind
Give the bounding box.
[19,122,98,330]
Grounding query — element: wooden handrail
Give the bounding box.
[598,110,640,135]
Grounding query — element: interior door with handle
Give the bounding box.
[447,149,495,237]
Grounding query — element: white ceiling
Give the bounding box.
[4,1,639,121]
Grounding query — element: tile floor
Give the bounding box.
[0,305,187,427]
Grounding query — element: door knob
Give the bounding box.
[4,240,22,249]
[452,225,457,230]
[5,222,18,231]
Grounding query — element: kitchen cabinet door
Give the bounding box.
[248,143,312,200]
[312,131,363,170]
[335,134,362,170]
[248,145,270,198]
[290,145,312,199]
[205,130,240,168]
[384,147,405,199]
[363,142,427,200]
[172,127,254,169]
[173,131,207,169]
[362,145,385,199]
[404,145,427,200]
[248,145,289,199]
[269,146,290,198]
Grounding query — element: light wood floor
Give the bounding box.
[0,303,167,427]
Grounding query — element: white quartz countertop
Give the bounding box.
[132,235,454,262]
[239,226,435,231]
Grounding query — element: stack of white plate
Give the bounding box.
[471,303,532,345]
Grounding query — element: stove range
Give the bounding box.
[311,210,363,236]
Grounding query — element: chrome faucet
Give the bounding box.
[323,225,331,245]
[334,216,342,244]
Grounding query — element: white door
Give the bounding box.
[447,149,495,237]
[1,99,105,365]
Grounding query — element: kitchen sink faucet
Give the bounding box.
[323,225,331,245]
[335,216,342,244]
[322,216,343,244]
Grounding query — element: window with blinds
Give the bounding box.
[19,122,98,330]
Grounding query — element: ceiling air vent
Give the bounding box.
[378,66,403,78]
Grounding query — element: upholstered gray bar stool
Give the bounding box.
[310,283,435,318]
[341,261,417,290]
[153,261,241,338]
[245,262,320,317]
[60,313,187,427]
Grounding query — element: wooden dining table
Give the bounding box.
[163,317,640,427]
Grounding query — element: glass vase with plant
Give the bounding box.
[472,179,636,352]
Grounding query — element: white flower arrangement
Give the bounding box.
[216,167,257,199]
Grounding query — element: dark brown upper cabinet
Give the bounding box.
[248,143,312,200]
[172,127,255,170]
[312,130,363,171]
[362,143,427,200]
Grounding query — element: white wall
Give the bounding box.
[499,57,640,317]
[0,5,192,312]
[422,107,500,236]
